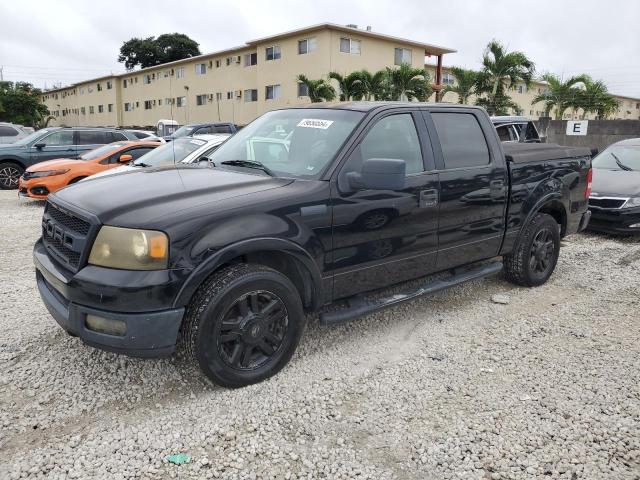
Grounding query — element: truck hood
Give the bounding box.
[51,165,292,226]
[26,158,80,172]
[591,168,640,197]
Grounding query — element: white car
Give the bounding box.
[86,134,230,181]
[0,123,31,144]
[126,129,165,143]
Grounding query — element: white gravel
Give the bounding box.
[1,190,639,479]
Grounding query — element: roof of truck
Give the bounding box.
[286,101,483,112]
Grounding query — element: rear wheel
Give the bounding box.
[0,162,23,190]
[504,213,560,287]
[180,264,306,388]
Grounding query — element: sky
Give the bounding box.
[1,0,639,98]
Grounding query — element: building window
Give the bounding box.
[108,104,113,113]
[298,82,309,97]
[81,107,86,115]
[215,59,221,68]
[165,97,172,105]
[176,67,185,79]
[97,83,103,91]
[442,72,455,85]
[195,63,206,75]
[265,84,281,100]
[265,45,281,61]
[106,81,112,90]
[196,94,208,106]
[98,105,104,113]
[134,77,138,83]
[517,85,525,94]
[227,91,233,100]
[216,92,223,101]
[394,48,412,65]
[244,53,257,67]
[340,37,361,54]
[176,96,186,107]
[144,100,152,110]
[123,80,127,88]
[143,74,152,84]
[89,106,95,114]
[124,103,131,112]
[244,89,258,102]
[298,38,317,55]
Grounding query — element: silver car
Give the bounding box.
[0,123,30,144]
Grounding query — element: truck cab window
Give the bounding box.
[432,113,490,168]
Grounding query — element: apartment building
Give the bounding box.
[42,23,455,128]
[424,64,640,120]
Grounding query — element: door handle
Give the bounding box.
[419,189,439,208]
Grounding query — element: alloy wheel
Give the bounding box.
[0,166,20,188]
[529,229,555,274]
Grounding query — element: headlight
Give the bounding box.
[28,169,69,178]
[623,197,640,209]
[88,226,168,270]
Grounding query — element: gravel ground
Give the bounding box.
[1,190,639,480]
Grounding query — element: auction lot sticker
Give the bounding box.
[297,119,334,129]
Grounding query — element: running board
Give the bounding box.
[319,261,503,326]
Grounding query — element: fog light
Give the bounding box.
[85,314,127,336]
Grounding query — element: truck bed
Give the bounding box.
[503,143,591,163]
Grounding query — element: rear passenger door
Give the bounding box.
[424,110,508,270]
[76,130,115,155]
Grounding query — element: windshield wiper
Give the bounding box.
[610,152,632,171]
[220,160,274,176]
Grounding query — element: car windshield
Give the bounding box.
[80,143,126,160]
[133,137,206,166]
[592,145,640,172]
[208,109,364,178]
[171,126,196,138]
[12,129,53,146]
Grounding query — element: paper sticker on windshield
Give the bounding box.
[297,119,334,129]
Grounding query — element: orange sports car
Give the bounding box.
[19,141,159,199]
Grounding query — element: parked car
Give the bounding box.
[164,122,238,141]
[0,123,31,144]
[491,116,541,143]
[587,138,640,234]
[34,103,592,388]
[0,127,139,189]
[127,130,165,143]
[18,141,159,199]
[87,134,230,181]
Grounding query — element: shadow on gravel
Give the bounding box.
[18,199,46,208]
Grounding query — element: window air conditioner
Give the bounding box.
[235,90,242,98]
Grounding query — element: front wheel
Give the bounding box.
[0,162,23,189]
[180,264,306,388]
[504,213,560,287]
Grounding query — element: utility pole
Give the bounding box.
[0,66,3,81]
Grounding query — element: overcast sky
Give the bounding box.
[1,0,638,98]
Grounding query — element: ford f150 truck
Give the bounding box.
[33,103,592,388]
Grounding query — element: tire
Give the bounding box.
[0,162,24,190]
[180,264,306,388]
[504,213,560,287]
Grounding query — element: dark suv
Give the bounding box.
[0,127,138,189]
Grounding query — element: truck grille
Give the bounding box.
[42,201,95,272]
[588,197,627,210]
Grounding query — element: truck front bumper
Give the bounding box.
[34,239,186,357]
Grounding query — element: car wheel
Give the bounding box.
[0,162,24,190]
[180,264,306,388]
[504,213,560,287]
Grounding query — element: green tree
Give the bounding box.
[0,81,49,127]
[118,33,201,70]
[386,63,432,101]
[577,76,619,119]
[441,67,478,104]
[350,70,391,100]
[328,71,363,101]
[475,40,535,115]
[296,75,336,102]
[531,73,587,119]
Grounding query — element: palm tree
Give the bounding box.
[350,69,390,100]
[476,40,535,115]
[386,63,432,101]
[328,72,363,101]
[295,75,336,103]
[577,76,619,119]
[441,67,478,104]
[531,73,588,119]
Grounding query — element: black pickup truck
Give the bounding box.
[33,103,592,387]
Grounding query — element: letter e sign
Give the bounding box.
[566,120,588,136]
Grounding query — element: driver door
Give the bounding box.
[30,130,76,162]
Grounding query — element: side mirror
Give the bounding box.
[34,143,45,149]
[118,154,133,163]
[347,158,406,191]
[197,157,214,168]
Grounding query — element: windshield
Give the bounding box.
[171,126,196,138]
[80,143,126,160]
[133,137,206,166]
[593,145,640,172]
[12,129,53,146]
[208,109,364,178]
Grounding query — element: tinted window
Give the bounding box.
[77,131,111,145]
[132,131,149,139]
[127,147,154,160]
[524,122,539,141]
[0,126,19,136]
[42,130,74,146]
[133,138,206,166]
[432,113,490,168]
[195,126,213,135]
[213,125,232,133]
[109,132,128,142]
[496,125,515,142]
[357,114,424,175]
[80,143,126,160]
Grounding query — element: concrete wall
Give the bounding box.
[536,119,640,152]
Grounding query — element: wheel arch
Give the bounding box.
[0,158,26,169]
[173,238,324,312]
